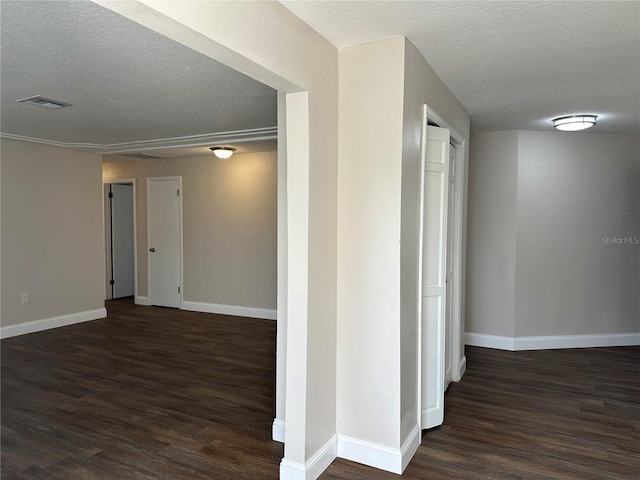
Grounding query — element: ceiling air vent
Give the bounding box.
[17,95,72,109]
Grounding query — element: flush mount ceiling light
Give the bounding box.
[210,146,236,159]
[552,115,597,132]
[16,95,72,109]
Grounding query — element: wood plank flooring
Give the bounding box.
[1,299,283,479]
[321,346,640,480]
[2,299,639,479]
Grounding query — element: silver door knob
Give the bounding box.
[149,248,155,252]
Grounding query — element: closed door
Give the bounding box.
[148,177,182,308]
[111,183,135,298]
[421,125,450,429]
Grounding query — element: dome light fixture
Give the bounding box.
[552,115,597,132]
[210,146,236,159]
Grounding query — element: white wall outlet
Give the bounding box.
[21,293,28,304]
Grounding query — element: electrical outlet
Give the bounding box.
[21,293,28,304]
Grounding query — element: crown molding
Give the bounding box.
[0,126,277,155]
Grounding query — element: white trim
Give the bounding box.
[1,308,107,339]
[135,296,150,306]
[465,332,640,351]
[272,418,285,443]
[337,434,404,475]
[515,333,640,350]
[279,460,305,479]
[416,105,427,432]
[181,301,276,320]
[465,332,516,350]
[456,355,467,381]
[280,435,336,480]
[0,126,277,155]
[400,424,421,472]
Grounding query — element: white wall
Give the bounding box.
[466,131,518,337]
[337,37,405,449]
[336,37,470,472]
[95,1,339,474]
[89,3,474,477]
[274,91,288,440]
[466,131,640,346]
[1,138,105,334]
[103,151,277,312]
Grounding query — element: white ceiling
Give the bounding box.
[1,0,637,156]
[0,0,277,157]
[282,0,640,135]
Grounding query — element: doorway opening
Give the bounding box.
[103,179,137,301]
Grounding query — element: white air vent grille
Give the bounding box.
[17,95,71,109]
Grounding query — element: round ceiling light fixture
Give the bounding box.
[552,115,597,132]
[210,146,236,159]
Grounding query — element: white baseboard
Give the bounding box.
[135,295,150,306]
[272,418,285,443]
[400,424,421,472]
[337,424,420,475]
[465,332,640,351]
[280,435,336,480]
[181,301,276,320]
[514,332,640,350]
[457,355,467,381]
[465,332,515,350]
[1,308,107,339]
[273,422,421,476]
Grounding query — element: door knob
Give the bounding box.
[149,248,155,252]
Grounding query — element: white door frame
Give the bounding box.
[417,105,468,429]
[103,178,138,302]
[147,176,184,309]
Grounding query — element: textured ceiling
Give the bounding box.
[282,0,640,134]
[2,1,637,149]
[0,0,277,153]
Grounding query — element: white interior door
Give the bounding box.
[111,183,135,298]
[148,177,182,308]
[421,125,450,429]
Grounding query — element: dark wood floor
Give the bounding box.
[322,345,640,480]
[2,300,639,479]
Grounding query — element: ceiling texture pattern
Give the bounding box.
[1,0,638,158]
[0,0,278,156]
[282,0,640,134]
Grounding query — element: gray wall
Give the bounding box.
[467,130,639,338]
[466,131,518,337]
[103,151,277,311]
[1,139,105,327]
[515,131,639,336]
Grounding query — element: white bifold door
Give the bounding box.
[421,125,450,429]
[147,177,182,308]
